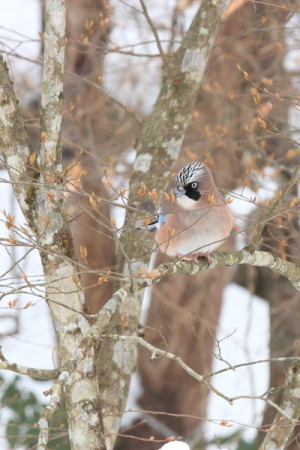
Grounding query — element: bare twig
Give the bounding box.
[66,70,142,124]
[37,372,67,449]
[0,346,60,379]
[139,0,165,59]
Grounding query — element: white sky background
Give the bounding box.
[0,1,299,449]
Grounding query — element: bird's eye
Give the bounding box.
[191,182,198,189]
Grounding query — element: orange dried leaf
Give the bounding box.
[203,125,211,138]
[148,188,157,200]
[85,19,94,30]
[29,153,37,166]
[45,173,55,183]
[111,217,116,227]
[80,245,88,259]
[20,225,29,235]
[46,192,55,202]
[138,185,147,197]
[261,77,273,86]
[89,195,99,210]
[5,213,15,229]
[24,302,32,309]
[8,298,18,308]
[289,198,299,208]
[220,420,233,427]
[213,81,221,92]
[260,140,266,149]
[275,190,282,200]
[220,420,228,426]
[184,147,198,160]
[78,170,87,178]
[9,235,16,245]
[143,217,151,226]
[253,90,261,105]
[170,191,175,202]
[243,70,250,80]
[43,217,50,227]
[225,197,233,204]
[22,272,28,283]
[257,117,267,129]
[146,270,159,279]
[97,276,108,285]
[41,132,48,142]
[119,188,126,197]
[286,149,298,159]
[192,111,200,119]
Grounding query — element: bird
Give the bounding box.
[141,162,234,264]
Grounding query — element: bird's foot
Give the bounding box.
[176,252,212,265]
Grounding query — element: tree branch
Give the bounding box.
[258,362,300,449]
[132,250,300,293]
[38,372,67,449]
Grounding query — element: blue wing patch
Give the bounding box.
[158,213,167,224]
[158,207,167,224]
[137,208,167,232]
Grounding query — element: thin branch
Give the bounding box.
[205,356,300,379]
[0,346,60,379]
[246,159,300,250]
[37,372,67,449]
[107,333,233,404]
[139,0,165,59]
[66,70,142,124]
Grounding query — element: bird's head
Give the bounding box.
[173,162,204,204]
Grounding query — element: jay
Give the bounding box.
[142,162,234,264]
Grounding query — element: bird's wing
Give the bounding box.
[137,207,167,232]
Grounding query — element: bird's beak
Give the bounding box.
[173,187,186,197]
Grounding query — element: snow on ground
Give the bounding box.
[159,442,191,449]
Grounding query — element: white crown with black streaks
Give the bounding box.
[176,162,203,188]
